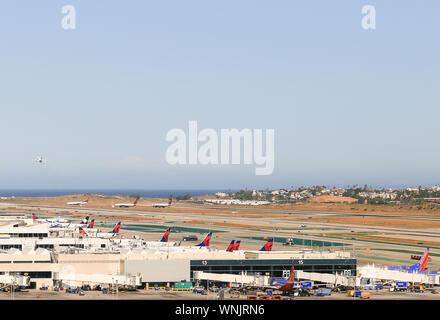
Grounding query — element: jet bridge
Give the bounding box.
[358,264,440,285]
[193,271,270,287]
[53,272,141,288]
[296,265,440,287]
[295,270,360,287]
[0,274,30,287]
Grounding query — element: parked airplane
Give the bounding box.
[109,222,121,234]
[267,265,297,293]
[160,227,171,242]
[195,232,212,247]
[388,248,430,272]
[48,218,83,230]
[226,240,235,252]
[87,219,95,229]
[49,216,62,228]
[153,199,173,208]
[67,198,89,206]
[260,238,274,252]
[92,222,121,238]
[113,199,138,208]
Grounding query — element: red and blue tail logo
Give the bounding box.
[160,227,171,242]
[226,240,235,252]
[109,221,121,234]
[134,199,138,205]
[88,219,94,229]
[32,213,38,220]
[196,232,212,247]
[79,227,87,235]
[233,240,241,251]
[260,238,273,251]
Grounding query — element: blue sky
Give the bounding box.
[0,1,439,190]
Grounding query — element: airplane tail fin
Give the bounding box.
[56,216,60,222]
[259,238,274,252]
[88,219,95,229]
[407,248,430,271]
[85,197,89,203]
[160,227,171,242]
[169,198,173,205]
[134,199,138,205]
[233,240,241,251]
[418,248,429,271]
[79,227,87,235]
[226,240,235,252]
[196,232,212,247]
[109,222,121,234]
[32,213,38,220]
[288,264,295,282]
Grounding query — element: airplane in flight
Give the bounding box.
[153,199,173,208]
[195,232,212,247]
[35,156,46,164]
[113,199,138,208]
[66,197,89,206]
[260,238,274,252]
[160,227,171,242]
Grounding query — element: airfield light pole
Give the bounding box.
[272,223,275,250]
[352,238,356,294]
[11,274,15,300]
[167,233,170,260]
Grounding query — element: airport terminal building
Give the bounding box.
[0,215,356,288]
[0,246,356,288]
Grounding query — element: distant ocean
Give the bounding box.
[0,189,237,198]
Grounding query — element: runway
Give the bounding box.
[2,201,439,268]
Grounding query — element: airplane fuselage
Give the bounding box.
[153,204,170,208]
